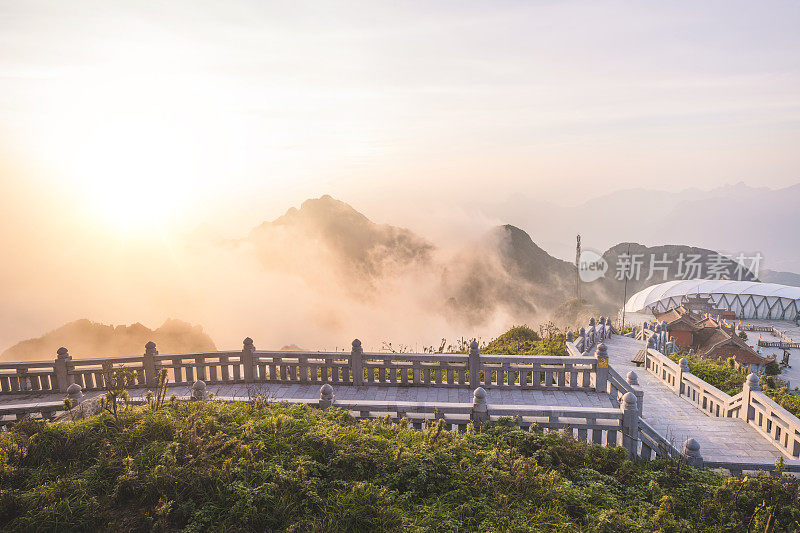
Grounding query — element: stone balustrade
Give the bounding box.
[1,337,608,396]
[643,344,800,462]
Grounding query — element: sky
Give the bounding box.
[1,1,799,236]
[0,1,799,351]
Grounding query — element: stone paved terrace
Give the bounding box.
[596,335,784,464]
[0,382,615,412]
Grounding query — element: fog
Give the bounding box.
[0,178,537,356]
[1,1,799,357]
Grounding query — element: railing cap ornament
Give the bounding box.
[566,331,574,342]
[596,343,608,358]
[683,437,700,454]
[352,338,362,349]
[473,386,486,400]
[679,358,689,371]
[66,383,82,394]
[589,317,596,326]
[626,371,639,385]
[145,341,156,351]
[192,380,207,400]
[469,340,478,350]
[621,391,637,408]
[243,337,254,348]
[745,373,760,391]
[320,383,333,398]
[56,347,70,359]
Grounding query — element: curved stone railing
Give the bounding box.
[0,338,611,395]
[642,344,800,462]
[566,316,615,355]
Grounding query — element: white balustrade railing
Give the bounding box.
[1,332,613,395]
[643,344,800,462]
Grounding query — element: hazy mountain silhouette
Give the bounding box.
[246,195,434,294]
[483,182,800,273]
[239,195,777,328]
[0,319,216,362]
[600,242,758,297]
[760,269,800,287]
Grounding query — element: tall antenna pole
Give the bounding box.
[575,235,581,301]
[622,242,631,328]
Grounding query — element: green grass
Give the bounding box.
[2,402,799,532]
[484,325,567,356]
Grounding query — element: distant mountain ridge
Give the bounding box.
[0,319,216,362]
[234,195,795,328]
[482,182,800,273]
[247,195,434,293]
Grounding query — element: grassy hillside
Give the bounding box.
[483,325,567,356]
[2,402,798,532]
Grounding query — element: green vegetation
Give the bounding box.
[669,353,800,419]
[484,323,567,356]
[2,402,799,532]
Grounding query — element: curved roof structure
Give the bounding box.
[624,279,800,321]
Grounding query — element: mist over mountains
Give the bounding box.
[1,188,795,359]
[230,194,768,330]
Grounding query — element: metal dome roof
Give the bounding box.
[624,279,800,313]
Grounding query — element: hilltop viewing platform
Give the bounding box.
[3,317,799,476]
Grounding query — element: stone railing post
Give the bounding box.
[351,339,364,386]
[599,316,606,340]
[471,386,489,429]
[579,327,586,354]
[740,373,760,422]
[627,371,644,414]
[677,358,689,395]
[191,380,207,400]
[621,391,640,459]
[595,343,609,393]
[242,337,255,383]
[682,438,703,467]
[143,341,158,388]
[319,383,334,409]
[468,340,480,388]
[54,347,74,392]
[67,383,84,405]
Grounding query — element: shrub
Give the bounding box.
[1,402,799,531]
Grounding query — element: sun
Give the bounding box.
[31,52,220,235]
[71,110,200,234]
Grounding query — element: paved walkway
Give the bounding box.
[599,335,783,464]
[0,382,614,418]
[744,319,800,390]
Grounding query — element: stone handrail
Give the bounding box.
[745,389,800,460]
[0,339,611,395]
[638,418,680,460]
[643,345,800,461]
